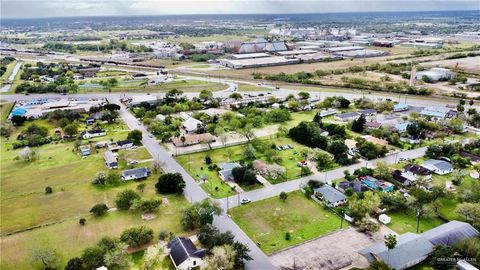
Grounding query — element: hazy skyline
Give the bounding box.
[1,0,479,19]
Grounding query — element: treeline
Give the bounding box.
[43,40,153,53]
[0,57,15,77]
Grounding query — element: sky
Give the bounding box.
[1,0,479,19]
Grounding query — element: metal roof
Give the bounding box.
[167,237,206,266]
[313,185,346,204]
[421,220,479,246]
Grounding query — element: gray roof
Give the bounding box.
[360,108,376,115]
[219,162,241,180]
[336,112,360,119]
[167,237,206,266]
[104,150,117,164]
[183,117,202,132]
[313,185,347,204]
[421,220,479,246]
[359,221,479,270]
[121,167,151,179]
[422,159,453,171]
[359,232,434,270]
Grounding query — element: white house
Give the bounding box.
[81,129,106,139]
[167,237,206,270]
[421,159,454,175]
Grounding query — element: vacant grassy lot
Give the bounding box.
[80,79,226,93]
[387,210,445,234]
[237,83,272,92]
[230,191,344,254]
[0,102,13,121]
[1,191,189,270]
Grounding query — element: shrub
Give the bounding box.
[90,203,109,216]
[120,226,154,247]
[45,186,53,194]
[155,173,186,194]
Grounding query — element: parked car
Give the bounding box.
[241,198,251,204]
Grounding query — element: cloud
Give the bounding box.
[1,0,479,19]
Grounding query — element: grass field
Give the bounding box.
[80,79,226,93]
[230,191,344,254]
[0,60,17,83]
[237,83,272,92]
[387,210,445,234]
[0,102,14,121]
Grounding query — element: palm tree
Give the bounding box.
[384,234,397,266]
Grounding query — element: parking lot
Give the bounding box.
[269,227,389,270]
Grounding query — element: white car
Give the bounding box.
[241,198,251,204]
[148,134,154,138]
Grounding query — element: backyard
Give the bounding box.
[230,191,344,254]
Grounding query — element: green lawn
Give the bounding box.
[0,102,13,121]
[0,60,17,83]
[387,210,445,234]
[230,191,344,254]
[237,83,271,92]
[80,79,226,93]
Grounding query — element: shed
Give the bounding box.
[121,167,151,181]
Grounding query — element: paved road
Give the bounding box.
[220,147,427,209]
[118,102,276,270]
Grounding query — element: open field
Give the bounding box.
[237,83,272,92]
[230,191,344,254]
[1,192,189,270]
[0,60,17,83]
[420,55,480,73]
[0,102,14,121]
[80,79,226,93]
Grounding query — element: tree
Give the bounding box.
[63,123,78,137]
[357,214,380,232]
[127,129,142,145]
[81,246,105,270]
[430,245,455,270]
[199,90,213,100]
[279,192,288,202]
[456,202,480,227]
[243,144,256,160]
[104,245,129,270]
[229,93,242,100]
[298,91,310,100]
[349,192,381,219]
[384,234,397,266]
[90,203,109,216]
[132,198,162,214]
[18,147,39,162]
[181,199,222,230]
[115,190,140,210]
[79,218,86,225]
[351,114,366,133]
[11,115,27,126]
[203,245,237,270]
[136,182,146,193]
[100,78,118,92]
[120,226,154,247]
[31,248,59,270]
[45,186,53,194]
[375,161,392,181]
[65,257,83,270]
[239,124,255,142]
[143,243,164,270]
[155,173,186,194]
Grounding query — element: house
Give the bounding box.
[172,133,215,147]
[364,121,381,130]
[361,175,394,192]
[361,135,388,146]
[104,151,118,169]
[117,140,134,149]
[420,106,456,120]
[86,118,95,125]
[182,117,203,134]
[121,167,151,181]
[80,145,91,156]
[317,109,338,118]
[392,170,413,186]
[313,185,347,207]
[394,103,409,112]
[345,139,357,155]
[218,162,241,181]
[128,95,158,107]
[360,221,479,270]
[81,129,106,139]
[167,237,206,270]
[460,151,480,164]
[335,112,360,121]
[393,122,411,133]
[421,159,453,175]
[360,108,376,117]
[404,164,432,180]
[338,180,365,193]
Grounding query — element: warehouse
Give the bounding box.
[296,53,341,63]
[333,49,387,58]
[324,46,365,53]
[401,42,443,49]
[275,49,317,56]
[230,53,270,59]
[219,56,300,69]
[415,68,455,81]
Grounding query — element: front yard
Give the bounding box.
[230,191,345,254]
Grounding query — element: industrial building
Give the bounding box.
[10,98,107,119]
[401,42,443,49]
[333,49,387,58]
[219,56,300,69]
[415,68,455,81]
